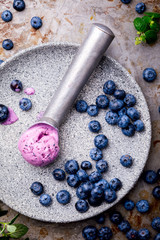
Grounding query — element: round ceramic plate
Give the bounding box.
[0,43,151,223]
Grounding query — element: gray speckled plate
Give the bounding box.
[0,43,151,223]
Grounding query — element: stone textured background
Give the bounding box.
[0,0,160,239]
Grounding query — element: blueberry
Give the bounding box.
[136,200,149,213]
[30,182,43,195]
[155,233,160,240]
[109,178,122,191]
[75,199,89,213]
[56,190,71,205]
[95,179,109,191]
[52,169,65,181]
[1,10,13,22]
[95,213,105,224]
[76,185,89,199]
[122,124,135,137]
[91,186,104,200]
[19,98,32,111]
[81,181,94,194]
[135,2,146,14]
[104,189,117,203]
[103,80,116,95]
[65,160,79,174]
[109,99,124,112]
[152,186,160,199]
[98,227,113,240]
[13,0,25,11]
[105,111,118,125]
[127,107,140,121]
[88,196,103,207]
[120,155,133,168]
[96,160,108,173]
[109,211,123,225]
[0,60,4,65]
[94,134,108,149]
[81,161,92,170]
[31,16,42,30]
[151,217,160,232]
[123,200,135,211]
[10,79,23,92]
[96,95,109,109]
[143,170,158,184]
[88,120,101,133]
[89,171,102,183]
[90,148,103,161]
[114,89,126,99]
[124,94,136,107]
[157,169,160,178]
[134,120,144,132]
[82,225,98,240]
[39,194,52,206]
[126,229,138,240]
[77,170,89,182]
[118,115,130,128]
[0,104,9,123]
[143,68,157,82]
[87,105,99,116]
[138,228,150,240]
[75,100,88,113]
[118,220,131,233]
[67,174,79,188]
[120,0,131,4]
[2,39,14,50]
[118,107,127,117]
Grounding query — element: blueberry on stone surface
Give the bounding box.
[120,155,133,168]
[120,0,132,4]
[13,0,25,11]
[143,170,158,184]
[88,120,101,133]
[94,134,108,149]
[75,199,89,213]
[76,100,88,113]
[52,169,66,181]
[10,79,23,92]
[138,228,150,240]
[152,186,160,199]
[30,182,43,195]
[65,160,79,174]
[19,98,32,111]
[103,80,116,95]
[81,161,92,170]
[134,120,144,132]
[96,160,108,173]
[98,226,113,240]
[109,211,123,225]
[82,225,98,240]
[126,229,138,240]
[109,178,122,191]
[96,95,109,109]
[0,104,9,123]
[31,16,42,29]
[105,111,118,125]
[123,200,135,211]
[87,105,99,117]
[95,213,105,224]
[124,94,136,107]
[56,190,71,205]
[104,189,117,203]
[154,233,160,240]
[143,68,157,82]
[136,200,149,213]
[89,171,102,183]
[135,2,146,14]
[0,60,4,65]
[39,194,52,206]
[67,174,79,188]
[109,99,124,112]
[118,115,130,128]
[151,217,160,232]
[90,148,103,161]
[118,220,131,233]
[114,89,126,99]
[122,124,135,137]
[1,10,13,22]
[127,107,140,121]
[2,39,14,50]
[77,170,89,182]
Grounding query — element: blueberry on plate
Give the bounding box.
[118,220,131,233]
[13,0,25,11]
[122,124,135,137]
[120,0,132,4]
[109,211,123,225]
[105,111,118,125]
[143,68,157,82]
[96,95,109,109]
[123,200,135,211]
[120,155,133,168]
[88,195,103,207]
[81,181,94,194]
[103,80,116,95]
[89,148,103,161]
[82,225,98,240]
[91,186,104,201]
[0,104,9,123]
[88,120,101,133]
[96,160,108,173]
[104,189,117,203]
[124,94,136,107]
[154,233,160,240]
[109,178,122,191]
[94,134,108,149]
[118,115,130,128]
[89,171,102,183]
[98,227,113,240]
[136,200,149,213]
[76,185,89,199]
[143,170,158,184]
[31,16,42,29]
[126,229,138,240]
[127,107,140,121]
[114,89,126,100]
[65,159,79,174]
[30,181,43,195]
[67,174,79,188]
[52,169,66,181]
[95,179,109,191]
[2,39,14,50]
[109,99,124,112]
[134,120,144,132]
[10,79,23,92]
[81,161,92,170]
[138,228,150,240]
[77,170,89,182]
[95,213,105,224]
[151,217,160,232]
[75,199,89,213]
[39,193,52,206]
[135,2,146,14]
[118,107,127,117]
[0,60,4,64]
[152,186,160,199]
[75,100,88,113]
[56,190,71,205]
[87,105,99,117]
[1,10,13,22]
[19,98,32,111]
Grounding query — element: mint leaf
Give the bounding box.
[8,214,19,225]
[142,16,152,25]
[7,225,17,233]
[133,18,148,32]
[145,30,157,44]
[150,21,160,33]
[0,211,8,217]
[9,224,28,239]
[144,12,160,19]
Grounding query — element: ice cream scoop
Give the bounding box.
[18,23,115,167]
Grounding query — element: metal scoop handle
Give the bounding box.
[41,23,115,128]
